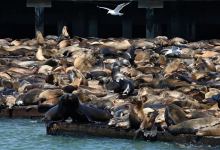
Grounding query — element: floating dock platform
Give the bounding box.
[0,106,44,119]
[46,121,220,146]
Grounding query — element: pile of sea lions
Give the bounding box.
[1,26,220,138]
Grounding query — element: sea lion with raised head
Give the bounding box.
[45,94,112,123]
[165,104,188,126]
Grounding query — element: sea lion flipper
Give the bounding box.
[133,128,143,140]
[143,125,158,141]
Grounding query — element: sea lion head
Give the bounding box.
[130,97,143,109]
[36,31,44,45]
[62,26,69,38]
[58,93,80,115]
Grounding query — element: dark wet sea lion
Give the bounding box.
[85,70,110,80]
[100,46,118,57]
[111,63,134,96]
[42,105,62,122]
[62,85,77,93]
[165,104,188,126]
[43,59,59,67]
[172,100,210,109]
[51,94,112,123]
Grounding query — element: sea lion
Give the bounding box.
[36,46,46,61]
[58,26,70,41]
[73,51,96,73]
[16,88,42,106]
[102,39,131,51]
[36,31,44,45]
[168,117,220,135]
[128,99,158,130]
[38,89,63,106]
[196,124,220,136]
[172,100,209,109]
[129,99,159,139]
[42,105,62,122]
[111,63,134,96]
[165,104,188,126]
[58,40,71,49]
[37,65,53,75]
[164,59,182,76]
[132,39,156,49]
[4,95,16,109]
[48,94,112,123]
[108,107,130,129]
[169,37,187,46]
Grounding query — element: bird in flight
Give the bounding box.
[97,2,131,16]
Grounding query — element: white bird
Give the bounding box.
[97,2,130,16]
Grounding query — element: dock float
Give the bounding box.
[0,106,44,119]
[46,121,220,146]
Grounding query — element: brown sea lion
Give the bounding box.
[132,39,156,49]
[172,100,210,109]
[169,37,187,46]
[7,66,38,76]
[168,117,220,135]
[129,99,158,131]
[102,39,131,51]
[38,89,63,106]
[10,40,22,46]
[58,40,71,49]
[59,26,70,40]
[73,51,96,72]
[164,59,182,76]
[36,46,46,61]
[4,95,16,109]
[36,31,44,45]
[196,124,220,136]
[37,65,53,75]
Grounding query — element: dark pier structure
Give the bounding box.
[1,0,220,40]
[47,121,220,146]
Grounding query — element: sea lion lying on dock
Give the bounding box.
[165,104,188,126]
[168,117,220,135]
[42,94,112,123]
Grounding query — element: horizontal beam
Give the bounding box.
[53,0,220,1]
[138,0,163,8]
[26,0,52,7]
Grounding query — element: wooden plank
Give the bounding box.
[46,121,220,146]
[0,106,44,119]
[27,0,52,7]
[138,0,163,8]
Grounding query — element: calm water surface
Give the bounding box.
[0,119,219,150]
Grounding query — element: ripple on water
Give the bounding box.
[0,119,220,150]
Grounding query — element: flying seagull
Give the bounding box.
[97,2,130,16]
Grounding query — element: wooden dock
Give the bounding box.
[0,106,44,119]
[46,121,220,146]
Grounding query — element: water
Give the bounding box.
[0,119,219,150]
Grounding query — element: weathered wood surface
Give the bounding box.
[0,106,44,119]
[47,122,220,146]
